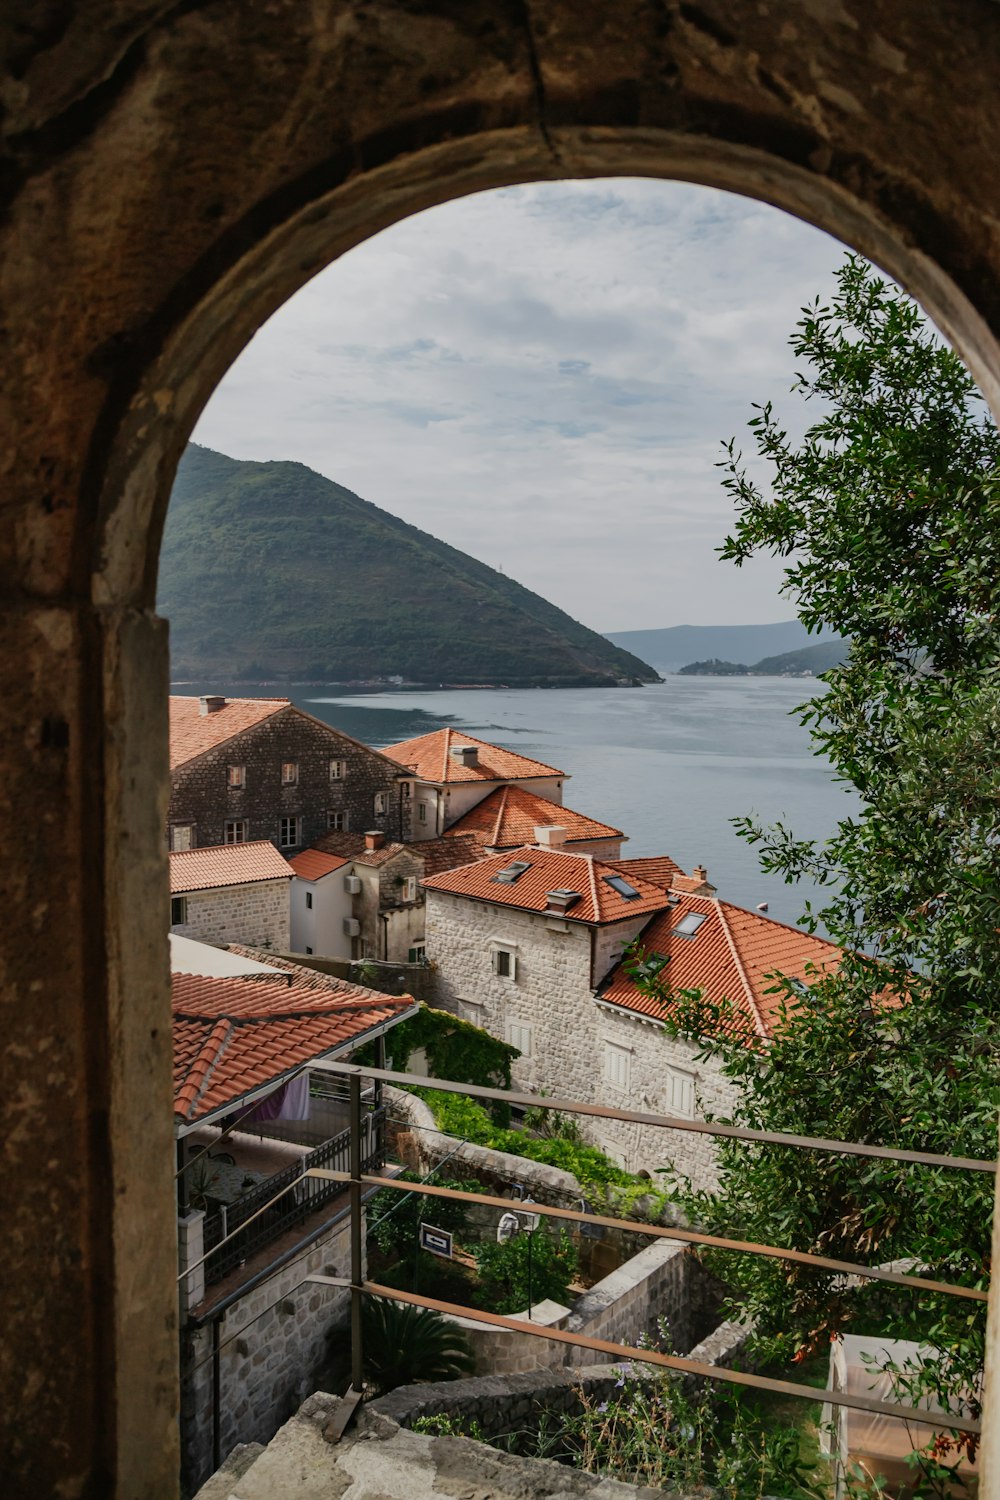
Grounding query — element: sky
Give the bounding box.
[193,179,852,632]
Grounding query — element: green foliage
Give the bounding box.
[160,444,659,685]
[474,1228,579,1314]
[635,254,999,1437]
[359,1004,518,1124]
[367,1169,483,1258]
[361,1297,476,1395]
[414,1087,671,1212]
[412,1412,487,1440]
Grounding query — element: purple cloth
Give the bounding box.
[242,1071,311,1124]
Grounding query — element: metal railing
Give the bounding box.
[304,1060,991,1439]
[178,1061,992,1440]
[200,1105,386,1284]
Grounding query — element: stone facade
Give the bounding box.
[169,704,409,855]
[181,1215,354,1495]
[172,878,291,950]
[424,890,734,1188]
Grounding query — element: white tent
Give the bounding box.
[823,1335,978,1499]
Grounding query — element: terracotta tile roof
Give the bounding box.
[417,833,490,877]
[312,831,410,868]
[606,855,685,889]
[288,849,349,881]
[172,972,413,1124]
[445,785,622,849]
[598,893,842,1041]
[422,845,672,925]
[170,840,294,894]
[169,695,290,767]
[383,728,565,785]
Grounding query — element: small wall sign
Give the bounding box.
[419,1222,453,1258]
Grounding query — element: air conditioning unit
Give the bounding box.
[343,875,362,894]
[343,918,361,937]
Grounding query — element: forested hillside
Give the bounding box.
[160,446,659,687]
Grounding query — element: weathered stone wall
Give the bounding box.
[424,892,736,1191]
[169,706,406,854]
[426,891,600,1100]
[172,878,291,949]
[181,1217,354,1495]
[587,1004,741,1192]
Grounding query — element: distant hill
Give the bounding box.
[606,621,842,674]
[677,640,850,677]
[159,446,660,687]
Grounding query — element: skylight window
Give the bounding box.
[494,860,531,884]
[673,912,707,938]
[603,875,641,900]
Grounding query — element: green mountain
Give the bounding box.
[159,446,660,687]
[677,640,850,677]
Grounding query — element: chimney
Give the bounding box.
[450,743,479,767]
[691,864,717,896]
[364,830,386,851]
[534,825,568,848]
[545,888,581,913]
[198,695,226,715]
[692,864,707,883]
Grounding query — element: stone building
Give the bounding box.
[424,848,840,1189]
[383,727,566,838]
[169,840,294,950]
[172,958,416,1491]
[444,783,626,859]
[293,828,486,962]
[169,694,411,856]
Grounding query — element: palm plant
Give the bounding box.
[362,1297,475,1395]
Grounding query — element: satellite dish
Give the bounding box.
[497,1212,521,1244]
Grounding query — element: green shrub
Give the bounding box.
[474,1228,578,1314]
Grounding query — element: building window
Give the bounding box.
[402,876,418,902]
[374,791,386,815]
[305,946,313,955]
[281,761,298,785]
[224,820,248,844]
[492,946,517,980]
[228,764,245,788]
[506,1020,533,1057]
[665,1066,696,1119]
[330,759,347,780]
[170,896,187,925]
[401,781,412,799]
[418,803,427,823]
[279,816,301,848]
[305,891,313,910]
[408,943,426,963]
[169,824,195,852]
[603,1042,631,1092]
[327,810,347,832]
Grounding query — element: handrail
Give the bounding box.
[309,1059,997,1172]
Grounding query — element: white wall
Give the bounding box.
[438,774,566,831]
[425,889,738,1192]
[289,869,352,957]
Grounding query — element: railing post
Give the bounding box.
[349,1069,364,1394]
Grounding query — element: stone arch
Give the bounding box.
[4,4,1000,1495]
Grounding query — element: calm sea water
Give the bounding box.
[178,676,856,934]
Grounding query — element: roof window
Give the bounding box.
[673,911,707,939]
[494,860,531,884]
[603,874,641,900]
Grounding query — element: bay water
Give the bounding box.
[179,676,857,936]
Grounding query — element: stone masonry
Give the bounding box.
[172,878,291,950]
[424,890,734,1188]
[181,1215,354,1495]
[169,703,410,855]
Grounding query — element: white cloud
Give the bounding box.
[192,179,851,629]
